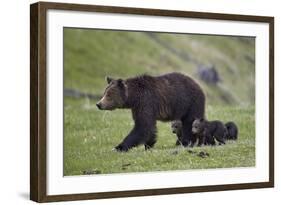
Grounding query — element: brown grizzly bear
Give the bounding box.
[96,72,205,152]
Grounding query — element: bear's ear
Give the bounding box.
[117,79,125,88]
[199,118,204,122]
[106,76,114,84]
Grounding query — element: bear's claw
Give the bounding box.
[113,144,129,152]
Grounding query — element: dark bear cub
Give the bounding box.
[192,119,226,146]
[171,120,183,146]
[225,121,238,140]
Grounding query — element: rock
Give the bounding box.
[197,65,220,84]
[82,169,101,175]
[121,163,131,170]
[187,149,197,154]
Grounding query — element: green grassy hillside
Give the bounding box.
[64,28,255,106]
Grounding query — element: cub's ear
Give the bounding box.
[199,118,204,122]
[106,76,114,84]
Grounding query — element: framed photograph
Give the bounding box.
[30,1,274,202]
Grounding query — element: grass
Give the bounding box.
[63,97,255,176]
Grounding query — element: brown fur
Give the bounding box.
[171,121,183,145]
[97,72,206,151]
[192,118,226,146]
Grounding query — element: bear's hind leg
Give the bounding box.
[215,135,225,145]
[213,128,226,145]
[181,119,194,147]
[144,126,157,150]
[190,135,198,147]
[175,139,182,146]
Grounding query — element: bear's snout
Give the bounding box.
[192,128,197,133]
[96,102,102,110]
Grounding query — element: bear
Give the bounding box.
[225,121,238,140]
[191,118,226,146]
[96,72,206,152]
[171,120,183,146]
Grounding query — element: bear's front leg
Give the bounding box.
[113,124,143,152]
[114,118,157,152]
[175,129,184,146]
[114,144,129,152]
[197,134,205,146]
[205,134,216,146]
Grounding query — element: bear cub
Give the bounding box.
[171,120,209,147]
[192,119,226,146]
[225,121,238,140]
[171,120,183,146]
